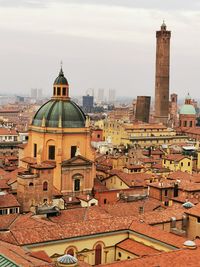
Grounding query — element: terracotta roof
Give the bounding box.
[0,128,18,135]
[102,199,163,217]
[129,220,185,248]
[148,180,174,189]
[107,170,152,187]
[0,240,54,266]
[0,213,19,230]
[124,123,167,130]
[185,202,200,217]
[143,149,164,155]
[185,128,200,134]
[163,154,188,162]
[116,238,160,256]
[168,171,194,181]
[77,194,96,202]
[0,205,186,250]
[139,158,158,163]
[100,247,200,267]
[123,164,144,169]
[138,205,185,225]
[17,143,27,149]
[49,206,112,224]
[0,216,135,245]
[0,193,20,208]
[0,168,7,177]
[93,178,108,191]
[20,157,37,164]
[171,195,199,205]
[29,251,53,263]
[179,180,200,192]
[0,178,10,189]
[4,167,26,185]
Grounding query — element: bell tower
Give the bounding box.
[154,21,171,125]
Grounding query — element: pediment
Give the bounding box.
[62,155,93,167]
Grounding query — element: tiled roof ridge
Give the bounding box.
[5,245,38,265]
[8,213,20,230]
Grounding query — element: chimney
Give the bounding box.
[139,206,144,214]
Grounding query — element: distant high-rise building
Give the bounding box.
[30,88,43,99]
[108,89,116,103]
[86,88,94,97]
[98,88,104,102]
[154,22,171,125]
[37,89,43,99]
[31,88,37,98]
[82,95,94,113]
[135,96,151,123]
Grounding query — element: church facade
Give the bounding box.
[20,68,95,203]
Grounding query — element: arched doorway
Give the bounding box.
[95,244,102,265]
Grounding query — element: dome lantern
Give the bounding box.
[53,66,69,99]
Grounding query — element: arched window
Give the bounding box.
[95,244,102,265]
[43,181,48,191]
[74,179,80,191]
[29,182,34,186]
[67,249,74,256]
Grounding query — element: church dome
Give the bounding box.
[179,104,196,115]
[57,254,78,265]
[54,67,68,85]
[32,99,86,128]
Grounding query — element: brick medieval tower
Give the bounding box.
[154,22,171,125]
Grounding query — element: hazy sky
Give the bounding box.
[0,0,200,99]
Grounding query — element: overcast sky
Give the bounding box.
[0,0,200,99]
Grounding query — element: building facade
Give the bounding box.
[135,96,151,123]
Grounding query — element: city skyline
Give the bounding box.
[0,0,200,98]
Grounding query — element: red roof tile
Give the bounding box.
[117,238,160,256]
[0,178,10,189]
[163,154,188,162]
[100,247,200,267]
[0,213,19,230]
[107,170,152,187]
[0,193,20,208]
[0,240,54,266]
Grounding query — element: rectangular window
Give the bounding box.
[164,201,169,206]
[34,143,37,158]
[10,208,17,214]
[62,87,66,95]
[164,189,168,196]
[49,145,55,160]
[188,162,191,167]
[71,146,77,158]
[197,217,200,223]
[57,87,61,96]
[0,209,8,215]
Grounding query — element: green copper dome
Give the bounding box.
[179,104,196,115]
[54,68,68,85]
[32,99,86,128]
